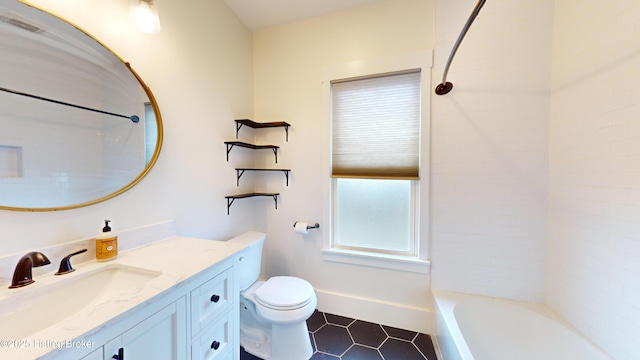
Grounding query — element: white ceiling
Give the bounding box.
[223,0,386,32]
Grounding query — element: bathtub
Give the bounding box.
[432,290,613,360]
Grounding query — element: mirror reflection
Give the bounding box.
[0,1,162,211]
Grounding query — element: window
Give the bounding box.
[322,51,431,273]
[144,102,158,164]
[334,178,416,255]
[331,71,420,257]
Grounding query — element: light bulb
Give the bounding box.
[134,0,160,34]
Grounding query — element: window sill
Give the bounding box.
[321,248,430,274]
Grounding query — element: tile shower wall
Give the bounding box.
[431,0,553,301]
[0,50,104,207]
[547,1,640,359]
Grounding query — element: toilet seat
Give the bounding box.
[254,276,314,311]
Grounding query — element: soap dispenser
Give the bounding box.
[96,219,118,262]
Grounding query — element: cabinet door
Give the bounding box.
[191,310,234,360]
[105,298,187,360]
[79,347,103,360]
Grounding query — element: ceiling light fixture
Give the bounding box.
[133,0,160,34]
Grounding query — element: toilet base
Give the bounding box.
[240,322,271,359]
[270,321,313,360]
[240,321,313,360]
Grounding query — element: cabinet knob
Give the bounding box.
[211,340,221,350]
[210,294,220,303]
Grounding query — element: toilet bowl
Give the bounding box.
[240,277,317,359]
[229,233,317,360]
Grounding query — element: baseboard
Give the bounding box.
[315,288,433,334]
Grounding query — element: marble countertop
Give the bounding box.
[0,231,264,359]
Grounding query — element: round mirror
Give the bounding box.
[0,1,162,211]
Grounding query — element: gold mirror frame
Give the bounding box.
[0,1,163,212]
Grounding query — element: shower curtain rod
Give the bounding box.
[435,0,487,95]
[0,86,140,123]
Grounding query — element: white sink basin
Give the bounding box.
[0,264,161,339]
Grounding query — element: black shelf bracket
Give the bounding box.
[236,169,246,186]
[235,121,245,139]
[226,142,234,161]
[226,197,236,215]
[235,121,242,138]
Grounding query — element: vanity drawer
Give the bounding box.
[191,267,234,335]
[191,310,233,360]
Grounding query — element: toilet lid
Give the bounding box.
[254,276,314,310]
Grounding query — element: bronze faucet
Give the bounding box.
[55,249,88,275]
[9,251,51,288]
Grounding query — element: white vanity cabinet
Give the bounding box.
[69,257,238,360]
[190,267,236,360]
[80,348,103,360]
[77,297,188,360]
[103,298,188,360]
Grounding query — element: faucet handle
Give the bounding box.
[55,249,88,275]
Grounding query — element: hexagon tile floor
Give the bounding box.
[241,310,438,360]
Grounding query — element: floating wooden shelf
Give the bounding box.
[235,168,291,186]
[224,141,279,163]
[224,192,279,215]
[225,120,291,215]
[235,119,291,142]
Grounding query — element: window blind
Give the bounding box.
[331,70,421,179]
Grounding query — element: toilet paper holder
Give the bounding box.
[293,222,320,230]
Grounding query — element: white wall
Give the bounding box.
[1,0,255,257]
[547,1,640,359]
[252,0,434,332]
[430,0,553,302]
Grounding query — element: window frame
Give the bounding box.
[321,51,432,274]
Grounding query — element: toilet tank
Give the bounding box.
[227,232,265,291]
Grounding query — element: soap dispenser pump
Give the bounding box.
[96,219,118,262]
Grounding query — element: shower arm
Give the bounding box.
[435,0,487,95]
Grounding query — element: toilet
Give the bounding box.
[229,234,317,360]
